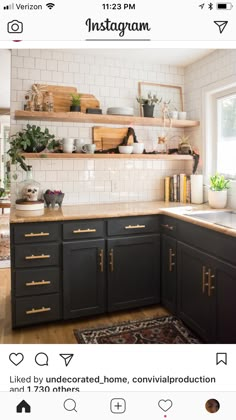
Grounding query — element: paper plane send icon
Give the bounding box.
[214,20,228,33]
[60,354,74,367]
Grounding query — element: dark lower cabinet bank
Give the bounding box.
[10,215,236,343]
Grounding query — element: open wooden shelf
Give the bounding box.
[22,153,193,160]
[15,110,200,128]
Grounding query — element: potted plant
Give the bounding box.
[208,173,230,208]
[70,93,81,112]
[136,92,162,117]
[7,124,57,172]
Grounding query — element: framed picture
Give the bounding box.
[138,82,183,117]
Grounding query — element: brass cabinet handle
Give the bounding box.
[109,249,114,272]
[24,232,49,238]
[208,268,215,297]
[125,224,146,229]
[25,254,50,260]
[26,307,51,315]
[161,224,174,231]
[202,266,209,294]
[73,228,96,234]
[99,249,104,273]
[25,280,51,287]
[168,248,175,272]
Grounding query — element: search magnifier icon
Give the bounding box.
[63,398,77,412]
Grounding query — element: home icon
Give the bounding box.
[16,400,31,413]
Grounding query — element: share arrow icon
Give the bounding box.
[60,354,74,366]
[214,20,228,33]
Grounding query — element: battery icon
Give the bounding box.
[217,2,233,9]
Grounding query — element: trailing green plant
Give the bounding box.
[136,92,162,106]
[7,124,57,172]
[70,93,81,106]
[209,173,230,191]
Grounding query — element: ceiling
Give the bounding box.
[79,48,215,67]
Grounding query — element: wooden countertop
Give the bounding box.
[9,201,236,238]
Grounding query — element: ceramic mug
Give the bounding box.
[63,138,76,153]
[75,139,85,153]
[178,111,187,120]
[132,143,144,154]
[81,144,96,154]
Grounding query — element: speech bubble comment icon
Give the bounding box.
[158,399,173,412]
[35,352,49,366]
[63,399,77,412]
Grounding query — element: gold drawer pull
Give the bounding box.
[25,254,50,260]
[168,248,175,272]
[202,266,209,294]
[125,224,146,229]
[24,232,49,238]
[99,249,104,273]
[109,249,114,272]
[73,228,96,234]
[26,280,51,287]
[161,224,174,231]
[208,269,215,297]
[26,307,51,315]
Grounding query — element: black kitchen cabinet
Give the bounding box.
[161,234,177,314]
[107,234,160,312]
[63,239,105,319]
[177,241,216,342]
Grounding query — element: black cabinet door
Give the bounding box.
[107,234,160,312]
[177,241,216,342]
[63,239,105,319]
[161,234,177,314]
[215,260,236,343]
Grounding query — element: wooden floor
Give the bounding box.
[0,268,169,344]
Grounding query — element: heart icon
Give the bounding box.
[9,353,24,366]
[158,399,173,412]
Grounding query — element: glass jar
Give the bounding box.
[16,166,43,204]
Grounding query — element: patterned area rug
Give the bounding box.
[0,218,10,268]
[74,316,202,344]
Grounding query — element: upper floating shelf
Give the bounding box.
[15,111,200,128]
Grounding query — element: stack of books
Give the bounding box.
[164,174,191,203]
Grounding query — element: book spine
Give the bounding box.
[173,174,177,202]
[164,177,170,202]
[177,174,180,202]
[183,175,187,203]
[180,173,185,203]
[170,176,174,202]
[186,175,191,203]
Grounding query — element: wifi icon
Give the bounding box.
[46,2,55,9]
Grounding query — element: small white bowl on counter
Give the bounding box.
[118,145,133,154]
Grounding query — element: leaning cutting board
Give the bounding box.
[35,84,100,113]
[93,127,130,150]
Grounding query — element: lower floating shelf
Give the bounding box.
[22,153,193,160]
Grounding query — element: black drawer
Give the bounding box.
[14,243,60,268]
[14,293,61,327]
[13,222,60,244]
[63,220,104,240]
[14,267,60,297]
[160,216,177,237]
[107,216,159,236]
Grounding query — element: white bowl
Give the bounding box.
[118,145,133,154]
[132,143,144,154]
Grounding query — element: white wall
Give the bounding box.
[10,49,193,205]
[184,49,236,207]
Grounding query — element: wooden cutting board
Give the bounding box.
[93,127,130,150]
[35,84,100,113]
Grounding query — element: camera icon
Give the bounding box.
[7,20,23,33]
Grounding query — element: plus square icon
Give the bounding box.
[110,398,126,414]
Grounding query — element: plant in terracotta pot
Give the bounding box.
[208,173,230,209]
[136,92,162,118]
[7,124,57,173]
[70,93,81,112]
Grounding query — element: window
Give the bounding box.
[216,93,236,178]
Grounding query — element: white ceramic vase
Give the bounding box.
[208,189,227,209]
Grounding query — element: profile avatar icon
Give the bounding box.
[205,399,220,413]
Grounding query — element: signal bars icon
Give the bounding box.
[46,2,55,9]
[3,3,14,9]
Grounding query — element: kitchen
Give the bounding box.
[1,48,236,344]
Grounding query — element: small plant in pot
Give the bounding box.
[7,124,57,173]
[70,93,81,112]
[136,92,162,118]
[208,173,230,209]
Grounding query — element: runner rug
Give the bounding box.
[74,316,202,344]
